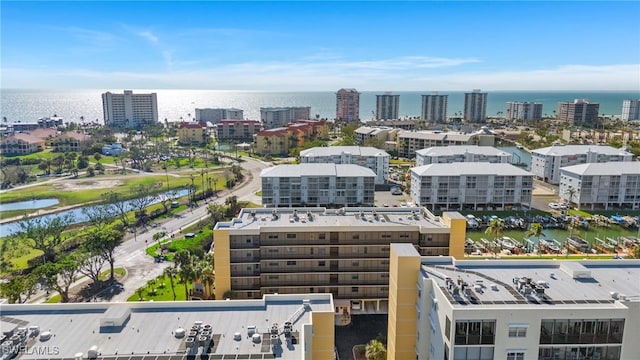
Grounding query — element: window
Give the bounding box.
[351,274,359,280]
[351,287,358,293]
[286,233,296,239]
[286,261,296,266]
[506,351,525,360]
[508,325,528,338]
[445,316,451,341]
[318,261,326,267]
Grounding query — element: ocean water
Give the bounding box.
[1,89,638,125]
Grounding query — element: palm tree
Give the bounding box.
[163,266,178,301]
[175,251,194,300]
[565,186,577,206]
[526,222,544,254]
[365,339,387,360]
[485,218,505,253]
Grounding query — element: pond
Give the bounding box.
[0,189,189,238]
[0,198,60,211]
[498,146,532,169]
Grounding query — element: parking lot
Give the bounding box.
[374,190,412,208]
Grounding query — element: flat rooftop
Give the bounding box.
[260,164,376,178]
[411,162,533,177]
[415,145,510,157]
[422,258,640,307]
[560,161,640,176]
[300,146,389,158]
[214,207,451,232]
[0,294,333,360]
[532,144,632,157]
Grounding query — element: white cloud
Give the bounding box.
[2,62,638,91]
[137,30,159,44]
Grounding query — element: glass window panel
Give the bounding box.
[453,346,466,360]
[608,320,624,343]
[468,321,481,345]
[466,347,480,360]
[455,322,468,345]
[479,347,494,360]
[541,320,554,344]
[481,321,495,345]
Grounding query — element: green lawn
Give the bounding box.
[127,274,191,301]
[98,267,126,281]
[44,294,61,303]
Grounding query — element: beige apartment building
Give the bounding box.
[213,207,467,313]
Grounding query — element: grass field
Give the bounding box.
[0,170,228,209]
[127,274,191,301]
[98,267,126,281]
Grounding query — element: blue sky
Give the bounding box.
[2,1,639,90]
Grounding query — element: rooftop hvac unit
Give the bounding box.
[87,345,99,359]
[270,334,279,345]
[174,328,186,338]
[233,332,242,341]
[185,337,195,348]
[252,333,262,343]
[247,325,256,336]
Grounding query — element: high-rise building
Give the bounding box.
[386,243,640,360]
[557,99,599,126]
[336,88,360,122]
[195,108,243,123]
[102,90,158,129]
[463,89,488,122]
[375,93,400,120]
[260,107,311,129]
[421,92,448,123]
[506,101,543,122]
[622,99,640,121]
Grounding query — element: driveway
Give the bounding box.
[335,314,387,360]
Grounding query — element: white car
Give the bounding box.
[548,202,560,209]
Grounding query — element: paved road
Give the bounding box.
[30,157,271,303]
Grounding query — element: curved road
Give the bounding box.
[30,157,271,303]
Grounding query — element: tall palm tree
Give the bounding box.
[526,222,544,254]
[485,218,505,253]
[163,266,178,301]
[175,251,194,300]
[565,186,577,206]
[365,339,387,360]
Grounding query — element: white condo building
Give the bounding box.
[299,146,390,184]
[530,145,633,184]
[260,163,375,207]
[195,108,243,122]
[376,93,400,120]
[506,102,543,122]
[464,90,488,123]
[559,162,640,210]
[415,145,511,167]
[397,128,497,159]
[410,163,533,211]
[102,90,158,129]
[386,243,640,360]
[621,99,640,122]
[421,92,448,123]
[260,107,311,129]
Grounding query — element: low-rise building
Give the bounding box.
[52,131,91,153]
[195,108,243,122]
[178,122,208,145]
[0,133,45,155]
[10,116,64,132]
[261,107,311,129]
[260,163,375,207]
[213,207,467,306]
[386,243,640,360]
[365,120,417,130]
[411,162,533,211]
[415,145,511,166]
[531,144,633,184]
[397,129,496,159]
[255,120,327,156]
[0,294,335,360]
[559,162,640,210]
[215,120,262,142]
[354,126,399,146]
[300,146,390,184]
